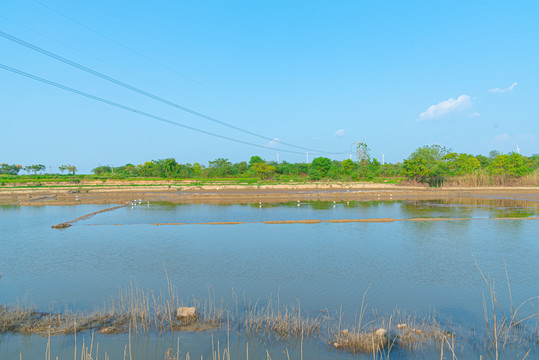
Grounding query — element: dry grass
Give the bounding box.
[240,299,322,340]
[443,169,539,187]
[474,257,539,359]
[0,303,118,336]
[6,265,539,359]
[0,279,223,337]
[329,308,456,355]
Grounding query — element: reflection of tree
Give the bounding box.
[400,201,471,218]
[491,209,535,218]
[401,199,537,219]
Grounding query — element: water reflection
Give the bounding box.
[0,201,538,359]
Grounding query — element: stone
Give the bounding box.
[51,223,72,229]
[99,326,121,334]
[375,328,387,337]
[176,306,197,320]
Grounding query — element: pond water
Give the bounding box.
[1,199,538,359]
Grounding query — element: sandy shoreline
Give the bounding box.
[1,182,537,206]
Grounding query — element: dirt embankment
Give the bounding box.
[51,204,128,228]
[0,182,537,206]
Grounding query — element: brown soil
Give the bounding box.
[51,204,128,228]
[94,217,539,227]
[1,182,537,206]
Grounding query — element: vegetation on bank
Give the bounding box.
[2,271,538,359]
[2,144,538,187]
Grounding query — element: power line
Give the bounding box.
[32,0,264,114]
[0,29,348,155]
[0,63,307,155]
[0,14,237,116]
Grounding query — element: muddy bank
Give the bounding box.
[1,183,538,206]
[142,217,539,226]
[51,204,127,228]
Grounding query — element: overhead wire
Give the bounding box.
[0,29,349,155]
[0,63,307,155]
[0,14,246,117]
[31,0,262,114]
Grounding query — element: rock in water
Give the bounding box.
[51,223,72,229]
[176,306,197,321]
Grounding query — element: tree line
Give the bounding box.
[0,163,77,175]
[1,144,538,186]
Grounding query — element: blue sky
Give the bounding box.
[1,0,538,172]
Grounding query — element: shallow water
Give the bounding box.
[1,199,538,359]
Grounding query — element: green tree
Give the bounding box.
[368,158,382,179]
[24,164,46,175]
[308,167,322,180]
[475,155,490,168]
[409,145,451,163]
[442,153,480,176]
[402,145,450,186]
[193,162,202,176]
[137,161,159,177]
[311,157,332,177]
[253,162,276,179]
[341,159,355,175]
[491,153,529,176]
[124,164,138,176]
[0,163,22,175]
[208,158,232,177]
[249,156,264,167]
[155,158,180,177]
[489,150,500,160]
[355,142,370,165]
[92,165,112,175]
[233,161,249,176]
[63,164,77,175]
[525,154,539,171]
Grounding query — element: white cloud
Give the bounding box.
[470,112,480,117]
[417,94,472,121]
[489,82,518,93]
[334,129,345,137]
[267,137,279,147]
[491,133,511,144]
[491,133,537,145]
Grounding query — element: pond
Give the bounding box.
[1,199,538,359]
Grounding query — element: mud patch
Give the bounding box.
[51,204,127,229]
